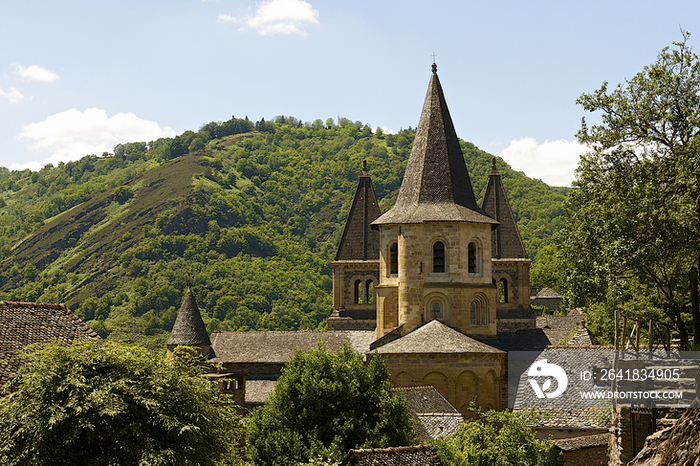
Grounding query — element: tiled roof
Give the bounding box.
[398,385,461,414]
[395,386,464,442]
[0,301,101,384]
[372,65,497,226]
[211,330,375,363]
[245,378,276,405]
[344,445,441,466]
[484,328,574,352]
[481,157,528,259]
[167,288,211,349]
[554,433,611,451]
[512,347,617,429]
[535,287,563,299]
[335,162,382,261]
[373,320,505,355]
[536,315,585,330]
[568,327,599,346]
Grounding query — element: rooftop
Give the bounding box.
[0,301,101,384]
[374,320,505,355]
[372,65,496,226]
[211,330,375,363]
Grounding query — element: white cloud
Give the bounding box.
[217,13,237,23]
[13,63,59,82]
[16,108,176,167]
[246,0,319,35]
[496,137,586,187]
[0,87,25,104]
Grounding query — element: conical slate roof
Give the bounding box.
[334,161,381,261]
[373,64,497,226]
[167,287,211,347]
[481,157,528,259]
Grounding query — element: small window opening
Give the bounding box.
[431,302,442,319]
[433,242,445,273]
[389,243,398,275]
[355,280,365,304]
[498,278,508,303]
[366,281,374,304]
[468,243,477,273]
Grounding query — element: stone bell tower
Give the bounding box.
[481,157,535,331]
[327,161,382,331]
[372,63,499,340]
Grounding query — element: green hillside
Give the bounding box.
[0,116,566,351]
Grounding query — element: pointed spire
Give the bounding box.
[167,287,212,350]
[480,158,528,259]
[373,66,497,225]
[335,162,382,261]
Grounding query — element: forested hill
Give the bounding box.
[0,116,566,351]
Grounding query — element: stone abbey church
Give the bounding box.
[168,64,574,417]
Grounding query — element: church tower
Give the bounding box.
[328,161,382,331]
[167,287,213,357]
[481,158,535,330]
[372,64,499,340]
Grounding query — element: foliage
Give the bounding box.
[0,341,243,466]
[245,344,417,465]
[429,405,563,466]
[560,32,700,346]
[0,114,566,350]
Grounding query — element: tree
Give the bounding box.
[245,344,417,466]
[561,32,700,346]
[429,405,563,466]
[0,341,243,466]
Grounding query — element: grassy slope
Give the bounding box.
[0,121,567,351]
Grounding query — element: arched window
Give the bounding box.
[470,295,488,327]
[366,281,374,304]
[431,302,442,319]
[468,242,477,274]
[354,280,365,304]
[433,241,445,273]
[498,278,508,303]
[389,243,398,275]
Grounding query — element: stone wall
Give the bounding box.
[378,351,505,416]
[376,222,498,340]
[562,445,609,466]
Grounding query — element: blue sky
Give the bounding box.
[1,0,698,186]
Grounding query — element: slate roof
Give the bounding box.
[481,328,574,352]
[210,330,375,363]
[0,301,101,385]
[568,327,600,346]
[534,287,563,299]
[512,347,617,429]
[374,320,504,355]
[335,161,382,261]
[536,315,585,331]
[481,157,528,259]
[167,287,211,349]
[343,445,441,466]
[554,433,611,451]
[397,386,464,442]
[372,65,497,226]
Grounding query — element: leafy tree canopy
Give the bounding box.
[0,114,566,351]
[245,344,417,465]
[560,32,700,346]
[429,405,563,466]
[0,341,243,466]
